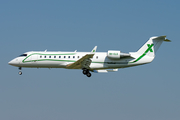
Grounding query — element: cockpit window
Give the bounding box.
[19,54,27,57]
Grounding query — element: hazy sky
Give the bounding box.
[1,0,180,120]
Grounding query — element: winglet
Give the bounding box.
[164,39,171,42]
[91,46,97,53]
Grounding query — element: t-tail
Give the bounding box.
[129,36,171,64]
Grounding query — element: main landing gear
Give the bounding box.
[18,67,22,75]
[82,68,91,77]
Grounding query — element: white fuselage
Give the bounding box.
[8,36,169,77]
[9,51,145,70]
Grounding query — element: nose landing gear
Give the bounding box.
[82,68,92,77]
[18,67,22,75]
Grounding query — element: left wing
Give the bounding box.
[66,46,97,69]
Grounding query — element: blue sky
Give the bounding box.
[0,0,180,120]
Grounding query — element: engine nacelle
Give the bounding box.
[107,50,121,59]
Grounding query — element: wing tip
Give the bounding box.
[91,46,97,53]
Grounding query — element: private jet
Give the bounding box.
[8,36,170,77]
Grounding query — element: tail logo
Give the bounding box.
[147,44,153,52]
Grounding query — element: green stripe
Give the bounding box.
[22,53,105,64]
[24,59,77,63]
[132,53,146,63]
[24,59,104,64]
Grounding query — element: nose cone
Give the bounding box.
[8,60,14,65]
[8,58,19,66]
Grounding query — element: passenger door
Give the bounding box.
[31,54,38,64]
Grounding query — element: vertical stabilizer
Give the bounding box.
[130,36,170,63]
[137,36,168,57]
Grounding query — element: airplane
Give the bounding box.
[8,36,171,77]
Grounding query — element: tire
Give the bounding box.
[86,72,91,77]
[83,70,87,75]
[83,69,89,75]
[19,71,22,75]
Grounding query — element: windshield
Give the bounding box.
[19,54,27,57]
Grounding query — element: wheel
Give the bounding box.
[86,72,91,77]
[83,70,87,75]
[82,69,89,75]
[18,71,22,75]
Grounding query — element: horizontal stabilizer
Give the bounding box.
[153,36,171,42]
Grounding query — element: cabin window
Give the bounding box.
[40,56,42,58]
[59,56,61,58]
[64,56,66,58]
[73,56,75,58]
[44,56,46,58]
[96,56,98,59]
[68,56,70,58]
[54,56,56,58]
[19,54,27,57]
[78,56,79,58]
[49,56,51,58]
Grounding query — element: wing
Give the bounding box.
[66,54,94,69]
[66,46,97,69]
